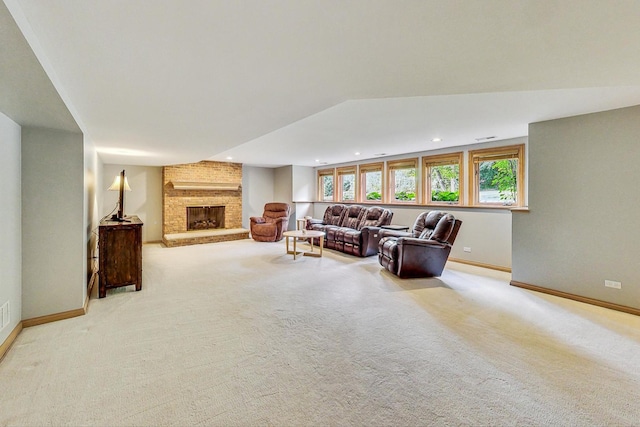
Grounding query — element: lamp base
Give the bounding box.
[110,215,131,222]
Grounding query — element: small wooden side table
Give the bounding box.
[98,216,143,298]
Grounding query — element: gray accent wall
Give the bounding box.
[513,105,640,310]
[0,112,22,343]
[21,127,86,319]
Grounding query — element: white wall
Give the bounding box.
[101,164,163,242]
[84,137,100,284]
[274,166,294,230]
[274,166,293,204]
[513,105,640,310]
[292,166,316,225]
[22,127,85,319]
[242,165,275,228]
[292,166,315,202]
[0,113,22,343]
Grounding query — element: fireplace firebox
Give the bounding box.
[187,206,225,231]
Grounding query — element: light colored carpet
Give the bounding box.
[2,239,640,426]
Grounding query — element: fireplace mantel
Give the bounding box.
[171,181,241,191]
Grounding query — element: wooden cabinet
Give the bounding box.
[98,216,143,298]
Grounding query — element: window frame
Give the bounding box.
[423,152,464,206]
[358,162,384,203]
[387,158,419,204]
[317,168,336,202]
[336,166,357,203]
[468,144,525,207]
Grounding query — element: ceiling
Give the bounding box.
[5,0,640,167]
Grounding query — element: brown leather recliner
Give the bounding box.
[378,211,462,278]
[250,203,291,242]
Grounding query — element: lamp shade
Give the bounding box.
[108,175,132,191]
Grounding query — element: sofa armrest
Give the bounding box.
[396,237,448,249]
[307,218,324,226]
[250,216,266,224]
[395,237,452,278]
[360,226,384,257]
[379,229,412,239]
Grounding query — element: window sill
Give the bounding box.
[315,200,525,211]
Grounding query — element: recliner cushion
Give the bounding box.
[341,229,361,245]
[358,206,393,230]
[339,205,366,229]
[324,225,341,242]
[262,202,290,221]
[415,211,446,238]
[431,214,456,243]
[323,204,346,225]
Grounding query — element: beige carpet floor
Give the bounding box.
[1,239,640,426]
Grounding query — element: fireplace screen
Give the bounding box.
[187,206,225,231]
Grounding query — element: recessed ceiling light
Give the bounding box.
[354,152,360,156]
[315,159,320,163]
[226,156,233,160]
[431,138,442,142]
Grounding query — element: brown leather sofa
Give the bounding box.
[249,202,291,242]
[378,211,461,278]
[307,204,393,257]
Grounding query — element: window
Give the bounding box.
[469,144,525,207]
[359,162,383,202]
[318,169,335,202]
[337,166,357,202]
[387,158,418,203]
[423,153,463,205]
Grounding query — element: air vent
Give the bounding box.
[475,136,497,142]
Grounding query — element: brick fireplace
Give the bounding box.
[162,161,249,247]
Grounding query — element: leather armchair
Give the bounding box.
[250,202,291,242]
[378,211,462,278]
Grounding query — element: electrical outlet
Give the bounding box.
[604,280,622,289]
[463,247,471,253]
[0,301,8,331]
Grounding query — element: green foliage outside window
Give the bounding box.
[479,159,517,204]
[491,159,518,203]
[364,170,382,201]
[431,190,459,202]
[393,167,416,201]
[395,191,416,201]
[342,174,355,200]
[430,164,459,202]
[322,176,333,201]
[366,191,381,200]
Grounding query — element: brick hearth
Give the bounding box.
[162,161,249,247]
